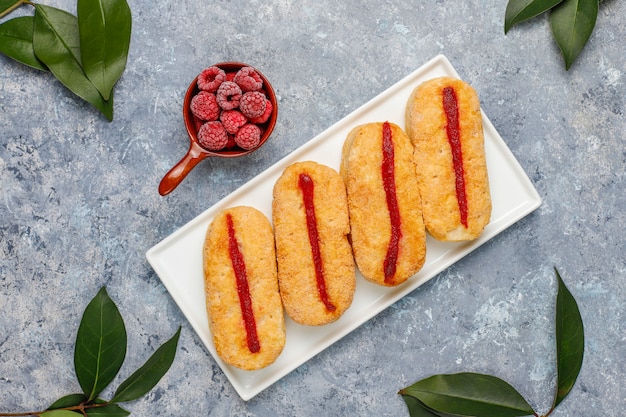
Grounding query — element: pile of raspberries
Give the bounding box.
[190,66,273,151]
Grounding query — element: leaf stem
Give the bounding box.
[0,401,110,417]
[0,0,34,19]
[543,406,557,417]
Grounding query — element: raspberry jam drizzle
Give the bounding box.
[298,173,336,312]
[381,122,402,285]
[226,214,260,353]
[442,86,469,228]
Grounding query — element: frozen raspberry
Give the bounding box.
[220,110,248,134]
[197,66,226,92]
[216,81,242,110]
[239,91,267,119]
[190,91,220,121]
[193,116,204,132]
[233,67,263,92]
[197,121,228,151]
[225,71,236,82]
[249,99,273,124]
[235,123,261,150]
[225,134,237,149]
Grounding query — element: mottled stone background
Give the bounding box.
[1,0,624,415]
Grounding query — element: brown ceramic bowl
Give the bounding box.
[158,62,278,196]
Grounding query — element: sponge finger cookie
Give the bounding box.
[203,206,285,370]
[340,122,426,287]
[273,161,356,325]
[405,76,491,241]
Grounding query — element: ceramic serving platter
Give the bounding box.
[146,54,542,401]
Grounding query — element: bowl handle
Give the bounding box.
[158,141,210,196]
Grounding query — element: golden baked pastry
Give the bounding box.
[203,206,285,370]
[405,76,491,241]
[340,122,426,287]
[273,161,356,325]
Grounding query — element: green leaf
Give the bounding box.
[111,327,181,403]
[550,0,598,70]
[552,268,584,408]
[48,393,88,409]
[1,0,18,15]
[86,403,130,416]
[399,372,535,417]
[402,394,447,417]
[0,16,48,70]
[41,411,83,417]
[1,0,26,18]
[32,4,114,120]
[74,287,127,402]
[504,0,565,33]
[77,0,131,100]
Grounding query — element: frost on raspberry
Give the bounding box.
[249,99,273,124]
[220,110,248,134]
[235,123,262,150]
[216,81,242,110]
[233,67,263,92]
[190,91,220,121]
[197,121,228,151]
[239,91,267,119]
[197,66,226,92]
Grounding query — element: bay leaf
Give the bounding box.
[399,372,535,417]
[0,16,47,70]
[77,0,131,100]
[1,0,22,16]
[552,268,584,408]
[504,0,564,33]
[111,327,181,403]
[32,4,114,120]
[85,403,130,416]
[47,393,88,410]
[74,287,127,402]
[40,411,82,417]
[402,394,447,417]
[550,0,599,69]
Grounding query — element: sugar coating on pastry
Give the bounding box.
[340,122,426,286]
[203,206,285,370]
[405,76,491,241]
[273,161,356,325]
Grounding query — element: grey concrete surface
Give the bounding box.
[1,0,624,415]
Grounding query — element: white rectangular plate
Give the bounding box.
[146,54,541,401]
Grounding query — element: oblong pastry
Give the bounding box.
[272,161,356,325]
[405,76,491,241]
[340,122,426,287]
[203,206,285,370]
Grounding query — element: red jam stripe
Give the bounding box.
[381,122,402,285]
[442,86,469,228]
[298,173,336,312]
[226,213,260,353]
